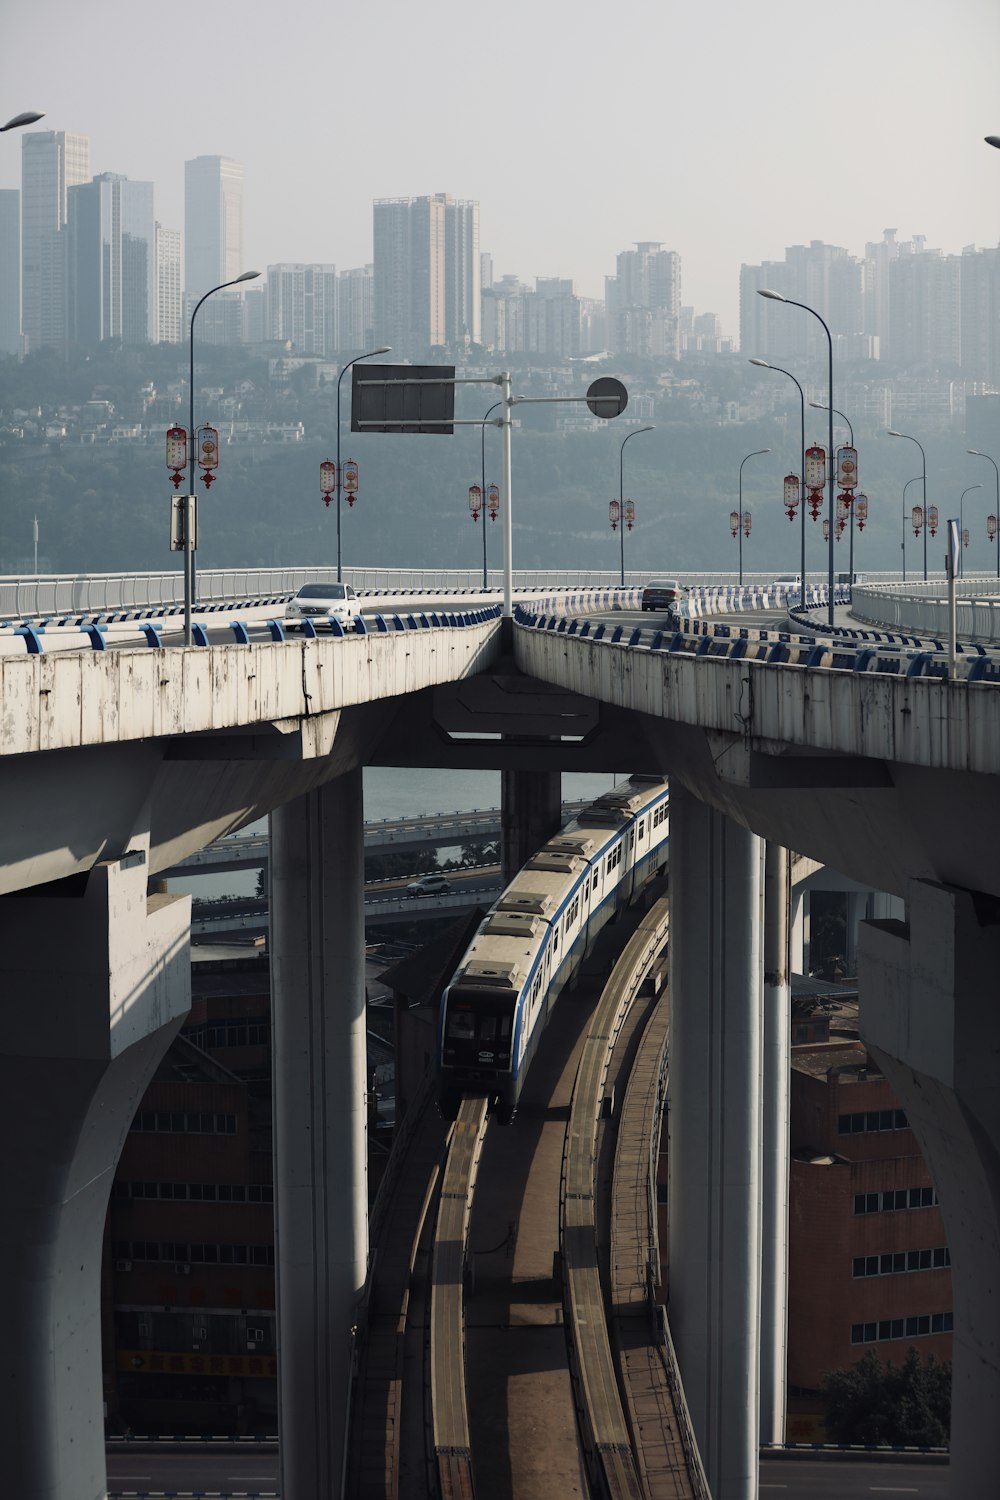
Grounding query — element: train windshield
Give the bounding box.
[443,988,514,1065]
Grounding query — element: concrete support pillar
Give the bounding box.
[667,783,764,1499]
[0,855,190,1500]
[789,884,808,976]
[861,880,1000,1500]
[760,843,790,1446]
[270,770,368,1500]
[500,767,562,883]
[844,890,862,973]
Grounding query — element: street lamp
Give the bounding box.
[616,425,655,586]
[1,111,45,132]
[184,270,259,643]
[887,430,928,581]
[736,448,770,587]
[811,400,861,585]
[986,137,1000,149]
[750,358,807,609]
[758,290,835,625]
[901,476,922,583]
[959,485,982,578]
[335,347,391,582]
[967,449,1000,577]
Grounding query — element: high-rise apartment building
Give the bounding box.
[606,243,681,358]
[373,194,480,356]
[20,130,90,354]
[337,266,373,353]
[155,224,183,344]
[184,156,245,307]
[887,249,961,369]
[961,246,1000,384]
[741,240,863,362]
[67,174,155,347]
[0,190,20,356]
[266,264,338,355]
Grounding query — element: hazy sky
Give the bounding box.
[3,0,998,336]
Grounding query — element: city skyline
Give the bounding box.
[2,0,997,338]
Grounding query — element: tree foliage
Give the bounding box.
[820,1347,951,1447]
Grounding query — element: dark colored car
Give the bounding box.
[641,579,686,612]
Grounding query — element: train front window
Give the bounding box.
[447,1009,476,1041]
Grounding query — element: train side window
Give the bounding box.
[638,819,646,839]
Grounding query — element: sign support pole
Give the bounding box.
[501,370,513,620]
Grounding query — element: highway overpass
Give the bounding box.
[1,573,997,1500]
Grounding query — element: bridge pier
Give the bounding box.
[500,767,562,883]
[270,770,368,1500]
[667,783,764,1499]
[760,842,790,1446]
[861,879,1000,1498]
[0,851,190,1500]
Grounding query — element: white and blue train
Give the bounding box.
[436,775,669,1123]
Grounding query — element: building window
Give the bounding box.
[852,1247,950,1278]
[838,1108,908,1136]
[114,1180,272,1204]
[851,1311,953,1344]
[134,1111,237,1135]
[113,1239,274,1267]
[853,1185,937,1215]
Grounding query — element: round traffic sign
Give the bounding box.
[586,377,628,418]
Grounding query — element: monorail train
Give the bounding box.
[436,775,669,1124]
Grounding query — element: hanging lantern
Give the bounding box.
[730,509,740,538]
[742,509,752,538]
[343,459,359,507]
[837,493,851,523]
[805,444,826,520]
[836,445,858,490]
[912,504,924,537]
[624,499,635,531]
[609,499,620,531]
[487,483,500,521]
[962,526,970,550]
[320,460,336,508]
[835,514,847,540]
[196,424,219,488]
[988,514,998,543]
[783,473,800,522]
[855,493,869,531]
[166,425,187,490]
[822,518,831,542]
[927,504,939,538]
[468,483,483,522]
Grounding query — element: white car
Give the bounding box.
[285,582,362,630]
[407,873,451,896]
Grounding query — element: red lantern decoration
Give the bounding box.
[836,445,858,490]
[624,499,635,531]
[343,459,359,507]
[805,444,826,520]
[196,424,219,488]
[855,493,868,531]
[837,494,850,523]
[988,514,997,543]
[468,483,483,522]
[487,483,500,521]
[320,460,336,508]
[166,425,187,490]
[962,526,970,549]
[742,509,752,538]
[927,504,939,538]
[783,473,800,522]
[730,509,740,538]
[835,514,847,540]
[912,504,924,538]
[609,499,620,531]
[822,518,831,542]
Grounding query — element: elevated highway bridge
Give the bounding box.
[1,568,997,1500]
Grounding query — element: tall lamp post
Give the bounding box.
[335,346,391,582]
[480,399,503,588]
[736,448,770,586]
[967,449,1000,577]
[750,358,807,608]
[616,424,655,586]
[959,484,982,578]
[887,429,928,580]
[758,290,835,626]
[1,110,45,132]
[185,270,260,642]
[901,476,922,583]
[811,400,859,585]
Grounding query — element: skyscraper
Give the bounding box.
[67,174,155,347]
[20,130,90,354]
[184,156,245,306]
[607,243,680,358]
[373,194,480,357]
[155,224,183,344]
[0,190,20,356]
[337,266,374,353]
[266,265,338,355]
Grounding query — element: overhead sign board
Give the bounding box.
[351,364,456,435]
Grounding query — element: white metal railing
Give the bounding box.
[852,577,1000,643]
